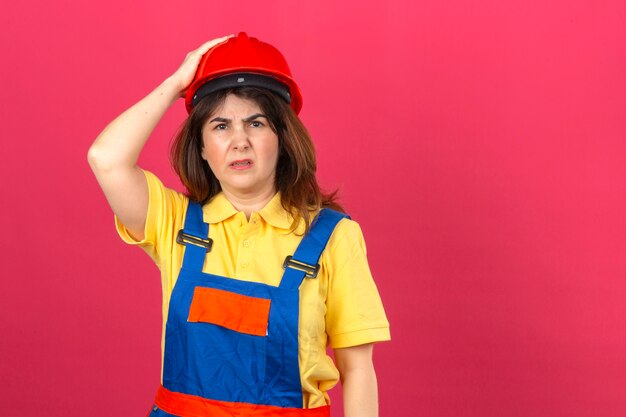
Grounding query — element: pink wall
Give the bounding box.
[1,0,625,416]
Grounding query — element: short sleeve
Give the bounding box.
[323,219,391,348]
[114,169,188,265]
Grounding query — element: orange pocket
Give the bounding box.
[188,287,271,337]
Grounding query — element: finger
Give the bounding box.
[194,34,234,55]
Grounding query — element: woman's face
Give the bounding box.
[201,94,280,198]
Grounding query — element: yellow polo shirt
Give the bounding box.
[115,170,390,408]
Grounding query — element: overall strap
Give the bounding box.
[279,209,349,290]
[179,201,212,272]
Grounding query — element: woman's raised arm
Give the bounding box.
[87,36,232,240]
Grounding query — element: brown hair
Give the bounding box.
[170,86,343,232]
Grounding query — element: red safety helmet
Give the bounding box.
[185,32,303,114]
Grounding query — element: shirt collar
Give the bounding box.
[202,192,295,230]
[202,193,239,224]
[258,192,295,230]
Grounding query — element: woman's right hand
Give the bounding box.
[168,35,234,98]
[87,36,232,240]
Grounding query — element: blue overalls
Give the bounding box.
[149,201,348,417]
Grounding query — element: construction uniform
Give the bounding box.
[116,170,390,416]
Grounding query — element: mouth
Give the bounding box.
[229,159,253,169]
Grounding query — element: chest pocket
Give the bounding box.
[188,286,271,336]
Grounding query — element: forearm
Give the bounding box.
[341,366,379,417]
[87,77,181,238]
[88,76,180,172]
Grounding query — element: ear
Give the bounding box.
[199,137,208,161]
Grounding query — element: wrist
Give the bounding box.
[159,76,185,105]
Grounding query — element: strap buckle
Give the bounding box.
[282,255,320,278]
[176,230,213,252]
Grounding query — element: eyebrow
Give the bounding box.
[208,113,268,124]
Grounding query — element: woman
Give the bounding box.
[88,33,390,417]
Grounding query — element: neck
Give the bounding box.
[221,185,276,220]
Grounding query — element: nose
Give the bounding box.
[231,126,250,151]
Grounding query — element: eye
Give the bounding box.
[214,123,227,130]
[250,120,264,128]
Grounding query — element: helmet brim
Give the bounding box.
[189,72,293,110]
